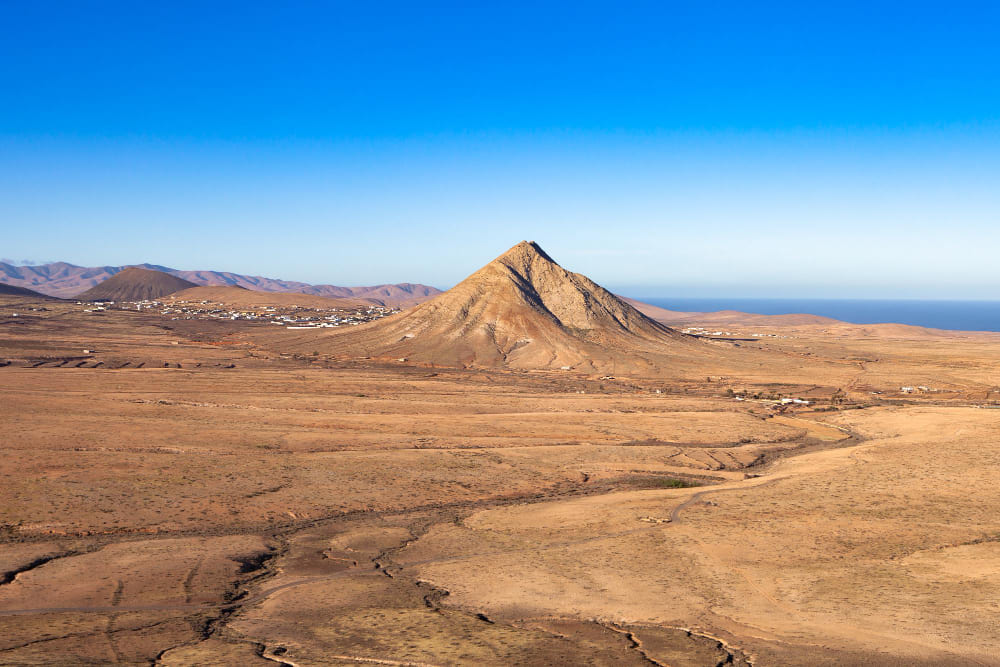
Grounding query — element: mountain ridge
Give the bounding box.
[0,261,441,306]
[0,283,55,299]
[165,286,377,309]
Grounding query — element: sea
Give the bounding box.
[636,298,1000,333]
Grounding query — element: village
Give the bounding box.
[81,297,400,328]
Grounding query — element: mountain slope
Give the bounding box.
[0,261,441,305]
[255,241,697,371]
[165,286,375,309]
[76,268,196,301]
[170,273,439,305]
[1,262,134,297]
[0,283,54,298]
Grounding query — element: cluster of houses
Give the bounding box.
[900,385,937,394]
[680,326,788,339]
[732,395,811,406]
[86,299,399,328]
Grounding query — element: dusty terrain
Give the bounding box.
[2,276,1000,664]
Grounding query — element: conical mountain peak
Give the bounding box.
[261,242,694,371]
[493,240,555,268]
[76,268,196,301]
[479,241,571,295]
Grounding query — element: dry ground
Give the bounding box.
[2,295,999,665]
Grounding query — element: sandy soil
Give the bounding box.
[2,293,999,665]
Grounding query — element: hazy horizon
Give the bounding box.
[6,254,1000,302]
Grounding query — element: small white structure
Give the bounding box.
[780,398,811,405]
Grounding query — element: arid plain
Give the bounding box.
[2,245,1000,665]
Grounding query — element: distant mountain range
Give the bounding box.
[0,261,442,306]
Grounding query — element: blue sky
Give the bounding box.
[2,2,999,297]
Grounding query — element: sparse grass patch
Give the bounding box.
[653,477,698,488]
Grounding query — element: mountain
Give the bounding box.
[257,241,698,371]
[1,262,139,297]
[169,272,438,306]
[0,261,441,306]
[0,283,54,298]
[76,268,197,302]
[165,286,375,309]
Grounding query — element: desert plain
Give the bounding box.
[2,246,1000,666]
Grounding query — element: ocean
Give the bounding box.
[636,298,1000,333]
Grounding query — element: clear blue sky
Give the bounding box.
[2,2,999,297]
